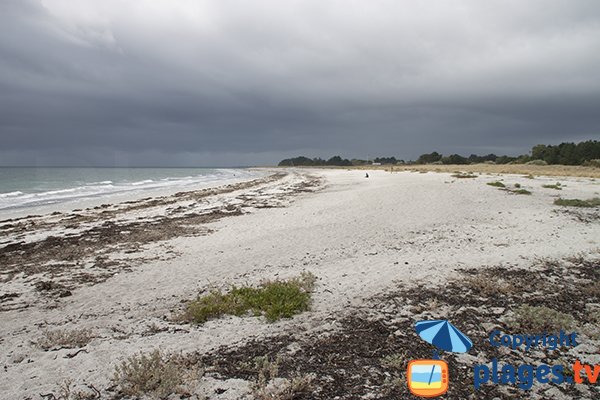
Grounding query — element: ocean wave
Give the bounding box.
[130,179,154,186]
[0,191,24,198]
[0,169,262,211]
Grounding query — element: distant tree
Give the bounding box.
[416,152,442,164]
[467,154,482,164]
[530,140,599,165]
[575,140,600,162]
[277,140,599,168]
[495,155,516,164]
[557,142,577,165]
[278,156,313,166]
[326,156,352,166]
[441,154,468,165]
[373,156,398,164]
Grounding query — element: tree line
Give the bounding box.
[278,140,600,166]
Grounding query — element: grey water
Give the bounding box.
[0,167,258,211]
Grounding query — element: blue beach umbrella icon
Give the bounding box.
[415,319,473,353]
[415,319,473,387]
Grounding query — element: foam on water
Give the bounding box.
[0,168,259,211]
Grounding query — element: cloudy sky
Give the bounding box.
[1,0,599,166]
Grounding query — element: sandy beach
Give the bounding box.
[1,168,599,399]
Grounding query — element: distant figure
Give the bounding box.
[365,172,369,178]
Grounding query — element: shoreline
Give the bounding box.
[1,168,599,399]
[0,168,270,221]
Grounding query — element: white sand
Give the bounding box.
[1,168,599,398]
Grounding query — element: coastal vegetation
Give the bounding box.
[37,328,94,351]
[112,350,185,399]
[554,198,600,208]
[486,181,505,188]
[182,272,317,324]
[278,140,600,166]
[485,181,532,195]
[510,305,575,332]
[511,188,532,195]
[542,183,562,190]
[451,172,477,178]
[251,356,315,400]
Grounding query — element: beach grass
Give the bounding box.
[251,356,315,399]
[542,183,562,190]
[112,350,184,399]
[554,197,600,208]
[510,188,532,195]
[451,172,478,178]
[183,272,316,324]
[509,305,575,332]
[37,328,94,351]
[486,181,505,188]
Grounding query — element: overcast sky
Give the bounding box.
[1,0,599,166]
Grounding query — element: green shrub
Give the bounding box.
[184,272,316,323]
[486,181,505,188]
[381,353,405,370]
[511,189,532,195]
[451,173,477,179]
[542,183,562,190]
[112,350,183,398]
[554,198,600,208]
[510,305,575,332]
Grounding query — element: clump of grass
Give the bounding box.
[112,350,184,399]
[509,305,575,332]
[524,174,535,179]
[464,275,515,297]
[542,182,562,190]
[183,272,317,324]
[487,181,505,188]
[514,183,521,188]
[252,356,315,400]
[37,328,94,351]
[451,173,477,179]
[511,188,532,195]
[381,353,405,370]
[554,197,600,208]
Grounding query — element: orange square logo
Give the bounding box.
[407,359,449,398]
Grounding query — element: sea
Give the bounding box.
[0,167,261,213]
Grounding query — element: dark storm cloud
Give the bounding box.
[1,0,599,166]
